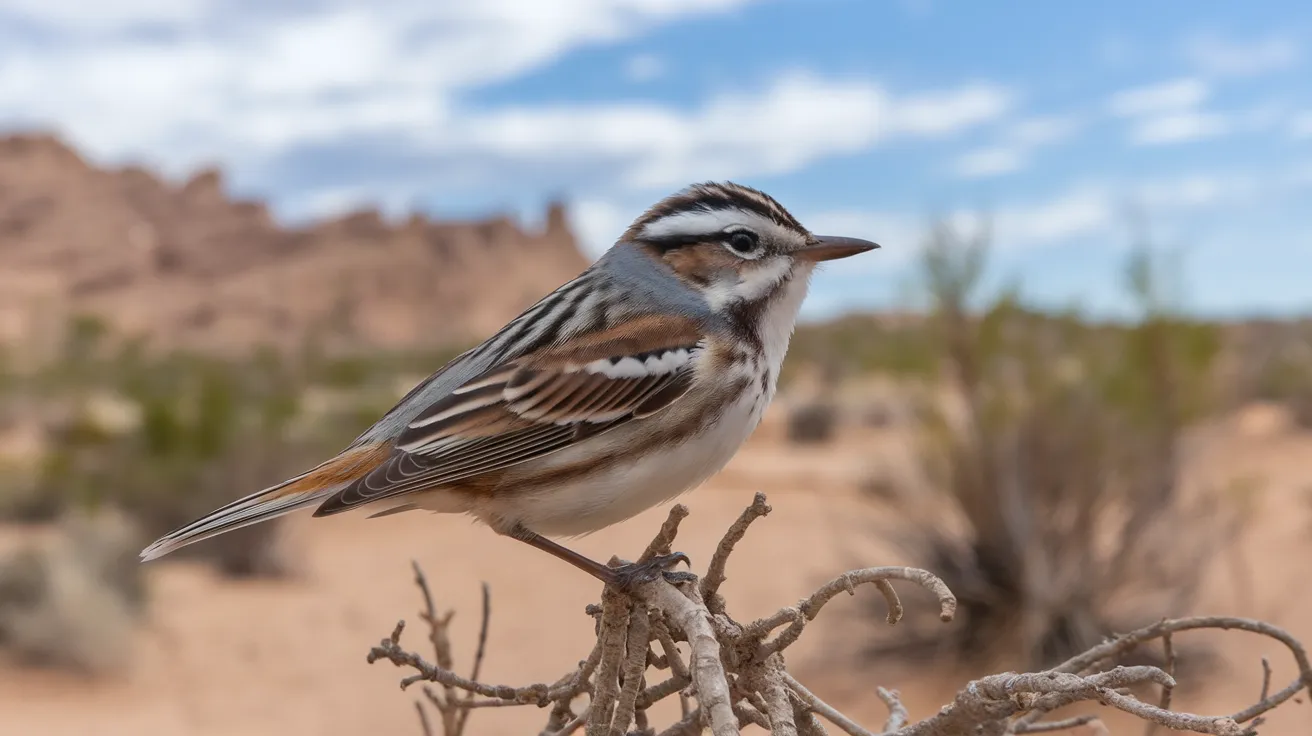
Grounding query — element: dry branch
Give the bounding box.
[366,493,1308,736]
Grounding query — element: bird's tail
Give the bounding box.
[139,443,390,561]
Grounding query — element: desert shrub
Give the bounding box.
[0,507,146,675]
[863,220,1237,671]
[785,313,936,386]
[21,342,311,579]
[1235,320,1312,427]
[784,401,839,444]
[0,316,438,578]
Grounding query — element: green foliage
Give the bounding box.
[0,314,469,576]
[783,316,937,384]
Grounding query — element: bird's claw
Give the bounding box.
[602,551,693,590]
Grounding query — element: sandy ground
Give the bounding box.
[1,410,1310,736]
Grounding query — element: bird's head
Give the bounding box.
[622,181,878,314]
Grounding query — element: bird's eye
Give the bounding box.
[725,231,759,255]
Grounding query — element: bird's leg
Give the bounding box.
[505,524,691,590]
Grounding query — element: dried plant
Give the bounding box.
[367,494,1309,736]
[861,220,1241,670]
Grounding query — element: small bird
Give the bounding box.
[140,182,878,588]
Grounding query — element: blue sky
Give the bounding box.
[1,0,1309,320]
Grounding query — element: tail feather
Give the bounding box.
[139,442,392,562]
[138,475,337,561]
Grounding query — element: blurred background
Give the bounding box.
[0,1,1309,734]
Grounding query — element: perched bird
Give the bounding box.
[140,182,878,587]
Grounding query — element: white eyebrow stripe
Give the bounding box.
[639,207,780,241]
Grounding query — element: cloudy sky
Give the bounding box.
[1,0,1309,318]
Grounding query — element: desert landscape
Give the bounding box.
[1,133,1310,735]
[1,403,1310,735]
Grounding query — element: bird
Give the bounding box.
[139,181,879,589]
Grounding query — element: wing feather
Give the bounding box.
[313,314,705,517]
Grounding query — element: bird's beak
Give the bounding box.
[794,235,881,263]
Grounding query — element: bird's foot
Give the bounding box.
[601,551,694,590]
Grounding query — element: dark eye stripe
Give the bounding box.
[644,232,711,251]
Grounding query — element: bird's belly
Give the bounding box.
[489,388,767,537]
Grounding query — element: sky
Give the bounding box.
[1,0,1309,320]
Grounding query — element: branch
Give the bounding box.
[745,567,957,658]
[700,491,772,611]
[364,494,1307,736]
[633,574,738,736]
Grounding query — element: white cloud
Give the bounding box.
[568,199,637,256]
[821,171,1283,259]
[950,114,1081,179]
[1128,111,1230,145]
[459,73,1011,188]
[988,172,1277,245]
[1183,33,1300,77]
[624,53,665,82]
[0,0,209,32]
[1135,174,1259,209]
[955,147,1025,178]
[0,0,1010,208]
[1010,115,1082,146]
[1108,78,1209,117]
[991,188,1115,243]
[0,0,762,168]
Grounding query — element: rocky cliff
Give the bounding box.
[0,134,591,355]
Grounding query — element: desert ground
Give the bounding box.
[1,405,1310,736]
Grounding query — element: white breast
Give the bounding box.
[497,386,763,537]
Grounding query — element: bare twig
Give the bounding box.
[877,687,908,733]
[455,582,492,734]
[655,708,702,736]
[1145,630,1176,736]
[784,672,876,736]
[748,567,956,658]
[635,575,738,736]
[639,674,691,709]
[416,701,435,736]
[411,561,459,734]
[366,494,1307,736]
[1012,715,1100,733]
[611,606,651,736]
[759,657,800,736]
[1051,615,1312,724]
[639,504,690,563]
[543,709,590,736]
[734,701,772,729]
[700,492,771,611]
[586,591,631,736]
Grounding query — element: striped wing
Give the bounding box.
[313,314,705,515]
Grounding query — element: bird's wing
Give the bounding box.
[313,313,706,515]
